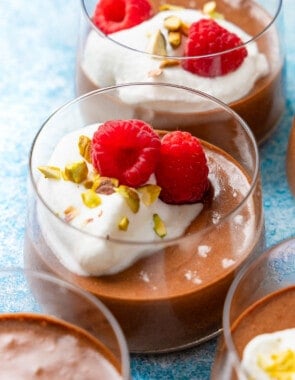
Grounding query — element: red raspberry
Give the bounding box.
[155,131,209,204]
[93,0,153,34]
[182,18,248,77]
[91,120,161,187]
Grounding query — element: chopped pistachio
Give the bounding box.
[148,68,163,78]
[138,184,161,206]
[78,135,92,163]
[118,216,129,231]
[146,29,167,56]
[180,21,190,36]
[64,206,78,222]
[81,189,101,208]
[84,179,94,189]
[153,214,167,238]
[159,59,180,68]
[95,177,117,195]
[164,15,182,31]
[203,1,216,14]
[159,4,183,11]
[38,166,61,180]
[64,161,88,184]
[168,31,182,48]
[116,185,140,213]
[203,1,224,19]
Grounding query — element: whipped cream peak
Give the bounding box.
[241,328,295,380]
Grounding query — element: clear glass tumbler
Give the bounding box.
[211,237,295,380]
[0,268,130,379]
[76,0,284,143]
[25,82,264,353]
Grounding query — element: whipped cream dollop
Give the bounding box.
[82,9,269,109]
[241,328,295,380]
[37,125,203,276]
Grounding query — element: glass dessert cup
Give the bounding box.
[211,237,295,380]
[0,268,129,379]
[76,0,285,144]
[25,82,264,353]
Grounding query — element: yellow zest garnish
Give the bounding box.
[38,166,61,180]
[153,214,167,238]
[257,349,295,379]
[81,189,101,208]
[118,217,129,231]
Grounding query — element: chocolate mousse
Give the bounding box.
[25,135,264,352]
[0,313,122,379]
[76,0,284,143]
[286,116,295,196]
[231,286,295,358]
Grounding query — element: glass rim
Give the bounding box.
[79,0,283,60]
[29,82,260,246]
[222,236,295,375]
[0,266,130,379]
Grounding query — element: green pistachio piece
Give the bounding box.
[116,185,140,213]
[118,217,129,231]
[168,31,182,49]
[38,166,61,180]
[93,176,119,195]
[153,214,167,238]
[203,1,224,19]
[164,15,182,31]
[81,189,101,208]
[78,135,92,163]
[64,161,88,184]
[146,29,167,56]
[138,184,161,206]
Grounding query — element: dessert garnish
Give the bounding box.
[93,0,153,34]
[153,213,167,238]
[91,119,161,188]
[38,166,61,180]
[115,185,140,213]
[202,1,224,20]
[146,29,167,56]
[182,18,248,77]
[242,328,295,380]
[38,120,208,242]
[91,0,253,78]
[155,131,209,204]
[64,161,88,183]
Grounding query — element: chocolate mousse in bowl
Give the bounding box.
[25,83,264,353]
[211,237,295,380]
[76,0,285,143]
[0,268,129,379]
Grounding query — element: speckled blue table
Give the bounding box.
[0,1,294,379]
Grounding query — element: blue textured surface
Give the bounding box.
[0,1,294,379]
